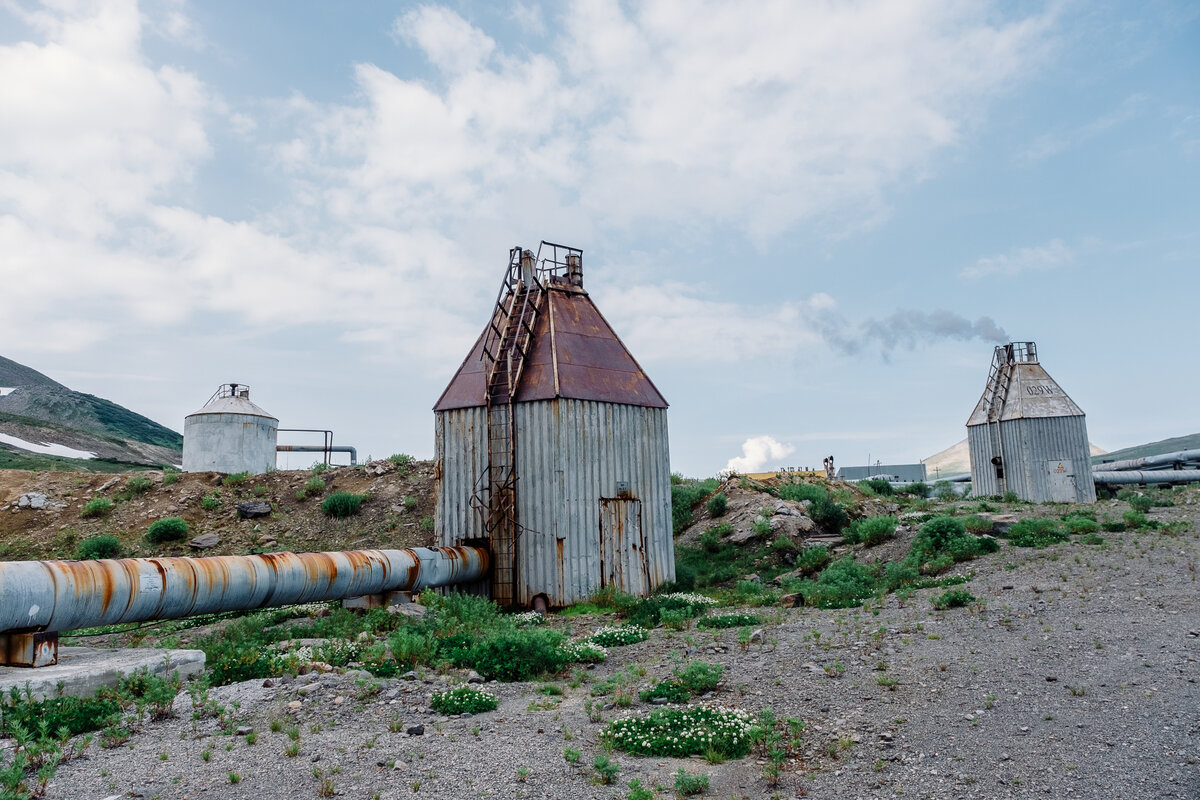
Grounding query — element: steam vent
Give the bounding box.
[182,383,279,475]
[434,243,674,607]
[966,342,1096,503]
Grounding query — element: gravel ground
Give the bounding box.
[36,497,1200,800]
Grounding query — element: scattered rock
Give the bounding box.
[406,725,425,736]
[466,670,485,684]
[17,493,47,509]
[749,628,765,644]
[188,533,220,549]
[780,593,803,608]
[237,500,272,519]
[235,726,252,736]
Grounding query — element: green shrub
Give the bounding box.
[429,686,497,715]
[305,477,326,494]
[674,769,710,796]
[222,471,250,487]
[932,480,958,500]
[789,556,878,608]
[809,497,848,535]
[403,496,418,510]
[860,478,894,496]
[962,514,994,534]
[1127,494,1154,513]
[0,689,122,738]
[777,483,827,504]
[794,545,831,576]
[388,454,415,475]
[1079,532,1106,546]
[901,482,929,497]
[145,517,189,543]
[1007,518,1069,548]
[161,468,180,486]
[932,589,977,610]
[908,516,997,572]
[389,628,438,669]
[321,492,365,518]
[126,475,153,494]
[604,707,760,759]
[1065,516,1100,534]
[76,535,121,560]
[453,628,568,682]
[845,515,896,546]
[1101,514,1127,532]
[705,492,728,517]
[1122,509,1158,530]
[593,755,620,785]
[81,497,113,518]
[699,528,722,553]
[677,661,723,694]
[751,515,773,536]
[621,593,716,628]
[200,493,220,511]
[696,613,761,629]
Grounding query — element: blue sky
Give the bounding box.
[1,0,1196,475]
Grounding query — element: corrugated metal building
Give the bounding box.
[837,464,928,482]
[966,342,1095,503]
[434,244,674,607]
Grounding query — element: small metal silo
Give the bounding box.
[966,342,1095,503]
[182,383,279,475]
[434,243,674,607]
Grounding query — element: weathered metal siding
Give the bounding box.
[968,416,1095,503]
[436,399,673,606]
[513,398,672,606]
[183,412,278,475]
[435,406,490,546]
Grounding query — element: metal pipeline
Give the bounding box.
[1091,449,1200,473]
[0,546,488,638]
[1092,470,1200,485]
[276,444,358,466]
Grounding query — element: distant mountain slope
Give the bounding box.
[0,355,181,468]
[1091,433,1200,466]
[0,355,64,389]
[925,438,1107,478]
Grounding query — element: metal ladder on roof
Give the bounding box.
[469,247,546,606]
[982,344,1015,493]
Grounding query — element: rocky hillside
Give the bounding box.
[0,458,438,561]
[0,355,182,469]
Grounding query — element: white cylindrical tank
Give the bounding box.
[182,384,278,474]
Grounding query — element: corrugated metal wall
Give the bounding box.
[435,398,673,605]
[968,416,1095,503]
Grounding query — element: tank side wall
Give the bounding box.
[183,413,278,475]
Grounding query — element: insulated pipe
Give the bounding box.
[276,444,358,466]
[0,546,489,636]
[1092,470,1200,485]
[1091,449,1200,473]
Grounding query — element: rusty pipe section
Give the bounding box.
[0,546,489,636]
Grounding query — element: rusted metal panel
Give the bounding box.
[0,547,489,642]
[513,399,672,606]
[0,632,58,667]
[434,288,667,411]
[600,499,648,596]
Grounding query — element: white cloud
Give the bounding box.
[962,239,1073,279]
[725,435,796,474]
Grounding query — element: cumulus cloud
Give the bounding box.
[962,239,1073,278]
[725,435,796,474]
[0,0,1054,363]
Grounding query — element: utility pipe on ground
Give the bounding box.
[1091,470,1200,485]
[0,546,489,667]
[1091,449,1200,473]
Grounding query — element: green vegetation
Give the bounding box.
[932,589,977,610]
[321,492,365,518]
[776,483,827,504]
[117,475,153,500]
[305,477,326,495]
[705,492,728,517]
[638,662,723,704]
[429,686,497,715]
[145,516,189,543]
[1006,518,1069,548]
[809,497,848,535]
[80,497,112,518]
[908,516,998,573]
[697,613,761,629]
[388,454,415,475]
[672,478,720,534]
[604,707,761,759]
[859,477,894,496]
[844,515,896,546]
[161,467,180,486]
[673,769,710,796]
[593,755,620,785]
[200,493,220,511]
[76,535,121,560]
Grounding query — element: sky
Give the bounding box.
[1,0,1197,476]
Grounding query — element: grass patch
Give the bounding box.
[76,535,121,560]
[80,497,113,518]
[321,492,365,518]
[145,516,188,543]
[672,478,720,534]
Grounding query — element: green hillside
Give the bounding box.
[1092,433,1200,466]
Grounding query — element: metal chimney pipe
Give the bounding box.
[0,546,489,666]
[566,253,583,287]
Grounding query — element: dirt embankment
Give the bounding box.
[0,460,439,561]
